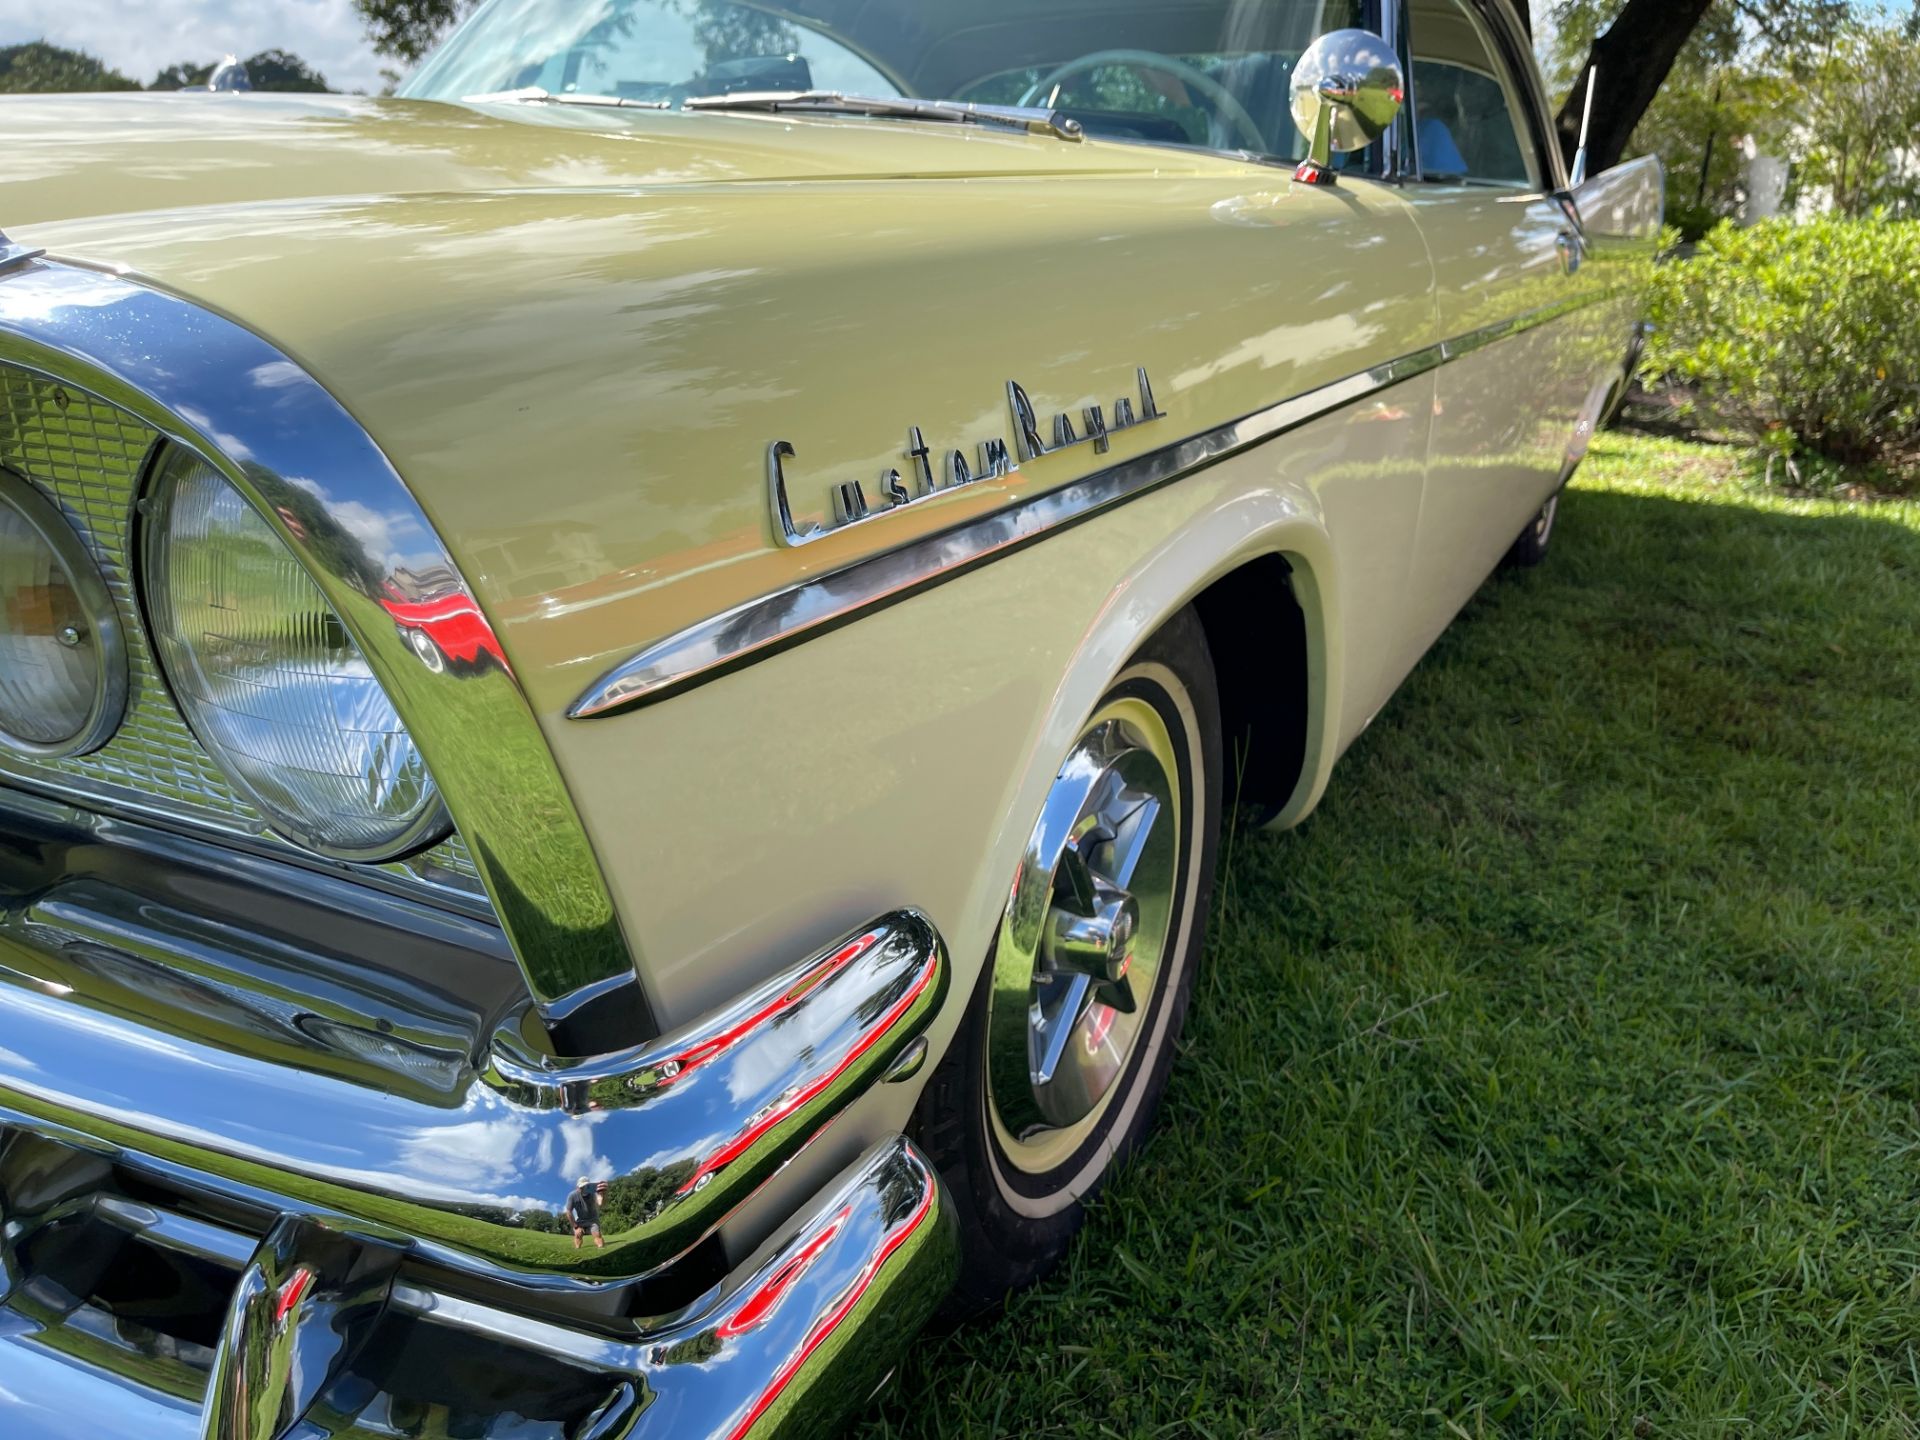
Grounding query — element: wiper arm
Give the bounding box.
[681,90,1084,142]
[462,86,671,109]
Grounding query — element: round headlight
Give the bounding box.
[142,448,448,860]
[0,466,127,757]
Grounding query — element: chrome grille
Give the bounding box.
[0,364,488,910]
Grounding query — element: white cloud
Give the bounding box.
[1,0,390,94]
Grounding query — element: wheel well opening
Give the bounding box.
[1190,553,1310,826]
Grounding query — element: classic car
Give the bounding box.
[380,573,515,676]
[0,0,1660,1435]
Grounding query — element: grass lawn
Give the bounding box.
[857,433,1920,1439]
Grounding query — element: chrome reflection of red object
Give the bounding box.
[661,933,877,1088]
[380,590,511,674]
[675,937,939,1197]
[272,1266,314,1329]
[717,1209,848,1340]
[723,1168,938,1440]
[1084,1003,1118,1054]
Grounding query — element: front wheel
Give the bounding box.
[404,626,449,674]
[913,607,1221,1316]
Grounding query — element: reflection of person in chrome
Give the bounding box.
[566,1178,609,1249]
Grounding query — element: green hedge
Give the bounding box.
[1641,217,1920,486]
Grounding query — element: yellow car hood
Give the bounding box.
[1,93,1433,722]
[0,92,1193,228]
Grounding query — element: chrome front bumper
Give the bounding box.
[0,887,957,1438]
[0,1136,955,1440]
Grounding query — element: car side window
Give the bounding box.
[1407,0,1540,187]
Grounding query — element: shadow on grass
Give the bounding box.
[857,462,1920,1439]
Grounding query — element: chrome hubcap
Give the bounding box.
[988,695,1181,1170]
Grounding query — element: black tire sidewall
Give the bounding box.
[1503,491,1559,569]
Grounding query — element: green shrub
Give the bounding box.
[1641,217,1920,487]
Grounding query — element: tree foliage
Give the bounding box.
[150,60,214,90]
[239,49,333,92]
[1542,0,1856,175]
[1546,1,1916,225]
[685,2,796,66]
[1643,217,1920,483]
[0,40,139,93]
[1794,22,1920,217]
[356,0,478,66]
[352,0,803,69]
[1546,0,1718,175]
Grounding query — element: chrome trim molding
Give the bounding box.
[1377,0,1414,180]
[0,256,646,1045]
[202,1217,404,1440]
[571,290,1610,719]
[0,907,946,1283]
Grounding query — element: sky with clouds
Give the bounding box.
[1,0,391,94]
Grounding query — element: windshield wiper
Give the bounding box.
[681,90,1084,142]
[462,86,671,109]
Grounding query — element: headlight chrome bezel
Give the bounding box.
[137,443,453,864]
[0,257,652,1049]
[0,463,128,760]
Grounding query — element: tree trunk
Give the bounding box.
[1554,0,1715,174]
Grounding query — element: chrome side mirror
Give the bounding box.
[1289,29,1405,186]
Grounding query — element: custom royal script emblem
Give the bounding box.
[768,367,1165,547]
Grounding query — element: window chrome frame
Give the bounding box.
[1391,0,1571,197]
[1375,0,1417,180]
[1467,0,1569,193]
[0,255,654,1051]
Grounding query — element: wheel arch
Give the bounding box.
[1191,551,1323,827]
[994,497,1344,901]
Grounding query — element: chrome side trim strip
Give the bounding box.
[571,291,1609,720]
[0,256,647,1048]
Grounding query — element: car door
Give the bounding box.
[1394,0,1592,645]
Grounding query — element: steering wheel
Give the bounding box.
[1019,49,1268,153]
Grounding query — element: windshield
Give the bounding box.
[404,0,1374,166]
